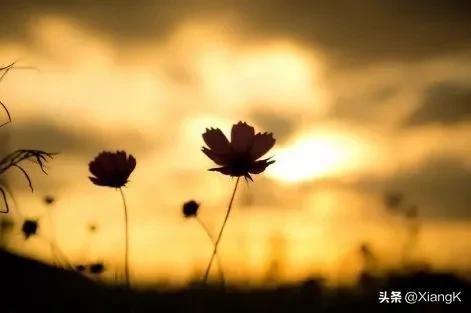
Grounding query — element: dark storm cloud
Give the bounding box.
[352,156,471,219]
[238,0,471,65]
[405,83,471,126]
[2,119,153,158]
[2,1,471,65]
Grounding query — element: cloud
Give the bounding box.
[3,118,154,158]
[352,156,471,219]
[329,86,398,121]
[2,1,471,65]
[237,0,471,65]
[1,0,193,43]
[0,118,155,192]
[405,83,471,126]
[250,109,298,143]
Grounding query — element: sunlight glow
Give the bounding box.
[3,14,470,288]
[196,39,327,115]
[268,133,364,183]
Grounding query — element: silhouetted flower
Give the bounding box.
[22,219,38,239]
[88,151,136,188]
[384,191,403,210]
[89,263,105,274]
[44,195,55,205]
[182,200,199,218]
[202,121,275,181]
[88,224,97,232]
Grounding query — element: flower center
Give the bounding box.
[229,152,253,176]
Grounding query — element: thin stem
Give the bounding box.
[196,216,225,286]
[0,187,10,213]
[203,177,240,283]
[120,188,131,290]
[46,209,59,266]
[77,227,95,265]
[50,240,74,270]
[36,235,73,270]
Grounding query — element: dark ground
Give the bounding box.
[0,249,469,313]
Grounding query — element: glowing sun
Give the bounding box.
[268,133,364,183]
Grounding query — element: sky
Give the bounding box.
[0,0,470,286]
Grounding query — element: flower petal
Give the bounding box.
[89,158,108,179]
[250,132,275,160]
[249,158,275,174]
[208,166,234,176]
[89,176,107,186]
[202,128,231,154]
[244,173,254,182]
[231,121,255,152]
[127,154,137,175]
[202,147,230,165]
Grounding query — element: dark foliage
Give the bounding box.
[89,263,105,274]
[0,250,468,313]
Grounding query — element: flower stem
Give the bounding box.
[119,188,131,290]
[203,177,240,284]
[39,234,73,270]
[196,216,225,286]
[45,209,59,266]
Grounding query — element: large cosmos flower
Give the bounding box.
[202,121,275,181]
[88,151,136,188]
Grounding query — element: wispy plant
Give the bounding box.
[383,191,421,266]
[0,62,55,214]
[0,150,55,191]
[0,150,55,213]
[0,62,37,127]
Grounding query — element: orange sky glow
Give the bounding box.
[1,13,470,287]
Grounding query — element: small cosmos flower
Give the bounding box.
[88,224,97,232]
[182,200,200,218]
[75,263,105,274]
[22,219,38,239]
[89,262,105,274]
[76,264,86,272]
[202,121,275,181]
[44,195,55,205]
[88,151,136,188]
[384,191,403,210]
